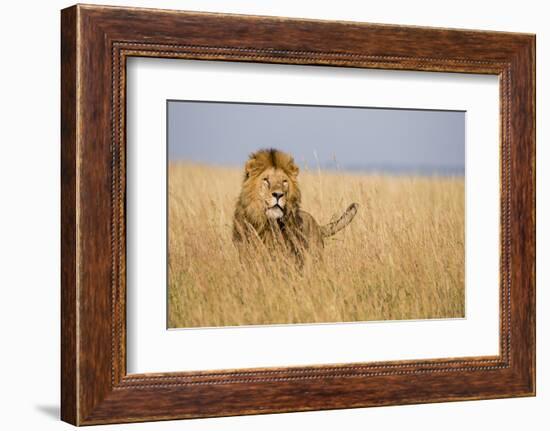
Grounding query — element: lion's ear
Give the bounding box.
[288,159,299,178]
[244,158,257,179]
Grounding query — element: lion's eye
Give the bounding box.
[283,180,288,187]
[263,178,269,186]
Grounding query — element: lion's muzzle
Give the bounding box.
[266,192,286,220]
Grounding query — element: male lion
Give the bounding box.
[232,148,358,263]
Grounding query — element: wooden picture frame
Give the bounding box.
[61,4,535,425]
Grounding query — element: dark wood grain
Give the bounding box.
[60,5,77,425]
[61,4,536,425]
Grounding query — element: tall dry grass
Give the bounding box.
[168,162,464,328]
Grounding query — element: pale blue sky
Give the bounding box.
[168,100,465,175]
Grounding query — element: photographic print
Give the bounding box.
[167,100,465,328]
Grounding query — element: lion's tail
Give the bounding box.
[320,203,359,238]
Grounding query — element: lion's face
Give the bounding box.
[259,167,292,220]
[237,149,301,226]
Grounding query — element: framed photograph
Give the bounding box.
[61,4,535,425]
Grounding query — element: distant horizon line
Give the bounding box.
[168,159,465,177]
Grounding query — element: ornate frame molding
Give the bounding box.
[61,5,535,425]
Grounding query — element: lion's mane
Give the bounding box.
[232,148,301,241]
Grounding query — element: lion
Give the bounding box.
[232,148,358,264]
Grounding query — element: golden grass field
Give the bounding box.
[168,162,465,328]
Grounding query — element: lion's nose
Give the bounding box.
[272,191,284,200]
